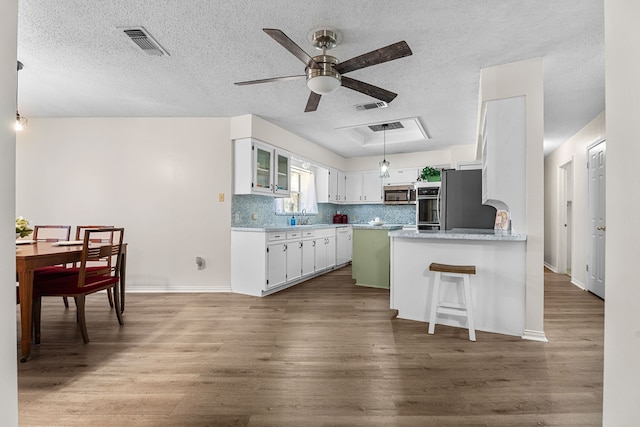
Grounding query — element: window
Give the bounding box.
[275,166,318,214]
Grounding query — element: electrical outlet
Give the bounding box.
[234,213,240,222]
[251,213,257,220]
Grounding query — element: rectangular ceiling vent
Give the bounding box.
[121,26,169,56]
[355,101,388,111]
[368,122,405,132]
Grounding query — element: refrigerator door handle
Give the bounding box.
[437,185,442,229]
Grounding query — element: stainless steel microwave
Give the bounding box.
[383,184,416,205]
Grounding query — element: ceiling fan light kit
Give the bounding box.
[235,27,412,112]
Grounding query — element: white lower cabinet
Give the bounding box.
[231,227,345,297]
[267,241,287,289]
[314,228,336,271]
[301,231,316,276]
[336,226,353,265]
[285,231,303,283]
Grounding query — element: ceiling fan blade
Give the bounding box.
[341,76,398,103]
[304,92,322,112]
[334,41,412,75]
[235,75,305,86]
[263,28,321,69]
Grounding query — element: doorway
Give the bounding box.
[587,140,606,299]
[557,160,574,276]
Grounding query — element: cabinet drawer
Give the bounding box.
[302,230,315,238]
[315,228,336,238]
[286,231,302,240]
[267,232,286,242]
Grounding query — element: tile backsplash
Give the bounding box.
[231,194,415,227]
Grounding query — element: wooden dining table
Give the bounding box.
[15,241,127,362]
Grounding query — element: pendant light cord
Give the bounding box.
[16,61,23,117]
[383,123,388,161]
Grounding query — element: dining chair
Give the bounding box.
[33,225,72,242]
[32,227,125,344]
[17,225,73,305]
[75,226,115,307]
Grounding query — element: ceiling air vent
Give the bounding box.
[121,26,169,56]
[355,101,388,111]
[368,122,404,132]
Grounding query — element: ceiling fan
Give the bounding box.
[235,28,413,112]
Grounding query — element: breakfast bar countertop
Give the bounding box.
[388,228,527,241]
[351,224,404,231]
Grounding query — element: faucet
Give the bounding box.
[300,209,308,225]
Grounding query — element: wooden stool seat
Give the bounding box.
[429,263,476,275]
[428,262,477,341]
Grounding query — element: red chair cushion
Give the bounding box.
[34,270,119,298]
[34,266,76,280]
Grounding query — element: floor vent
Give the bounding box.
[355,101,388,111]
[121,27,169,56]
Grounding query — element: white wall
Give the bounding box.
[344,144,476,172]
[1,0,19,424]
[477,58,546,341]
[603,1,640,425]
[544,112,605,287]
[16,117,232,292]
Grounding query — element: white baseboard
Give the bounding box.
[543,262,558,273]
[522,329,549,342]
[571,278,587,290]
[127,285,232,293]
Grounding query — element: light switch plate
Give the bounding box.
[218,193,224,202]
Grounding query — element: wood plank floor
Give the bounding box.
[17,266,603,426]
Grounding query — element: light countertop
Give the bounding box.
[232,224,353,232]
[388,228,527,241]
[352,224,404,231]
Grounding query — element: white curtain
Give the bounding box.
[299,171,318,213]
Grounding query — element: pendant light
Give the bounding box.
[379,123,390,178]
[15,61,28,131]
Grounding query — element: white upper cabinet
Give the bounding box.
[323,168,346,203]
[346,171,382,204]
[362,171,383,203]
[233,138,290,197]
[345,173,364,203]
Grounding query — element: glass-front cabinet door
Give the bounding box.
[274,151,290,196]
[252,142,274,195]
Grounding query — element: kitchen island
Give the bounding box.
[351,224,403,289]
[389,229,527,337]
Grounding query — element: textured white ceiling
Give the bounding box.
[16,0,604,157]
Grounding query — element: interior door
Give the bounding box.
[587,140,606,299]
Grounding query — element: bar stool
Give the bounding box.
[428,262,477,341]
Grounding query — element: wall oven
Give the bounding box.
[383,184,416,205]
[416,182,440,230]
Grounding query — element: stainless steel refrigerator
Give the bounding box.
[439,169,497,230]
